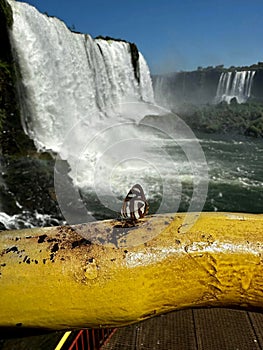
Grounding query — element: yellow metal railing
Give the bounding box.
[0,212,263,332]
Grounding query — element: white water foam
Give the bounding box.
[0,211,62,230]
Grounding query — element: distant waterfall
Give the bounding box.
[153,75,172,107]
[215,71,255,103]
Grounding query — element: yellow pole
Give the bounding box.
[0,212,263,331]
[54,331,71,350]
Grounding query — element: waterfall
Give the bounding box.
[8,0,154,153]
[1,2,210,229]
[215,71,255,103]
[6,0,158,197]
[153,75,172,108]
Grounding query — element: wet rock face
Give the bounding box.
[0,2,148,228]
[251,70,263,102]
[153,69,222,106]
[0,0,63,225]
[153,67,263,107]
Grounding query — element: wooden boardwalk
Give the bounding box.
[102,308,263,350]
[1,308,263,349]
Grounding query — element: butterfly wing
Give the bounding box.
[121,184,149,220]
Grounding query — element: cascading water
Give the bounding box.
[7,0,161,194]
[215,71,255,103]
[153,75,172,108]
[8,0,154,152]
[5,0,173,227]
[4,0,209,230]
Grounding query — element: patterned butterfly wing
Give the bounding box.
[121,184,149,220]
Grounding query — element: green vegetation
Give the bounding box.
[0,0,60,218]
[0,0,13,29]
[195,61,263,73]
[0,0,36,157]
[173,101,263,138]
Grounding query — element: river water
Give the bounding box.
[0,129,262,230]
[80,130,263,221]
[198,132,263,213]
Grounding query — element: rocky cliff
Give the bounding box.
[153,64,263,107]
[0,0,66,226]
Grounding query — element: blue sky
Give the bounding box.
[18,0,263,74]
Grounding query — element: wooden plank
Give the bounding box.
[103,309,263,350]
[136,310,197,350]
[102,326,136,350]
[193,308,260,350]
[248,311,263,348]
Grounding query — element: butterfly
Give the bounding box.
[121,184,149,221]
